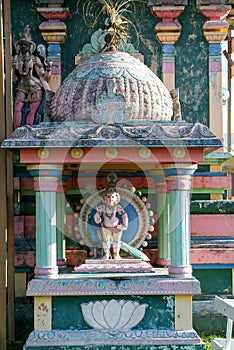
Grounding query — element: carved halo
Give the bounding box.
[78,187,149,249]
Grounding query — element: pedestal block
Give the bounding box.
[24,268,205,350]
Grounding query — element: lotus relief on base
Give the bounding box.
[81,299,147,331]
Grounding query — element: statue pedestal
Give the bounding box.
[74,259,154,273]
[24,266,205,350]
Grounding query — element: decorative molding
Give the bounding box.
[2,122,222,149]
[198,5,231,43]
[24,328,201,348]
[151,6,185,44]
[26,276,201,296]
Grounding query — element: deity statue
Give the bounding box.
[12,26,52,129]
[94,188,128,260]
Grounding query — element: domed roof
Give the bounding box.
[51,51,173,123]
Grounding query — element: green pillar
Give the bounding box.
[162,163,197,278]
[27,164,62,278]
[56,170,71,267]
[151,170,170,266]
[56,189,66,266]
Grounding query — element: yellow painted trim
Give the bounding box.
[34,296,52,331]
[210,193,223,200]
[210,164,222,172]
[175,295,192,330]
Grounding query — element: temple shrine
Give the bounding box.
[0,0,234,349]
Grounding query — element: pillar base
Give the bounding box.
[156,258,171,267]
[34,266,59,278]
[57,258,67,268]
[168,265,193,278]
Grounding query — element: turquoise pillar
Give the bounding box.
[151,170,170,267]
[56,171,70,268]
[56,187,66,267]
[27,164,63,278]
[162,163,197,278]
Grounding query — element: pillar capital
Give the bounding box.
[27,164,63,192]
[162,163,197,191]
[198,5,231,43]
[37,7,70,44]
[150,170,167,193]
[151,6,185,44]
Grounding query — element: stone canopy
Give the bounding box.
[2,50,222,150]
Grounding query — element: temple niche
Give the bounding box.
[2,0,228,349]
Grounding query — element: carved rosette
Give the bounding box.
[198,5,231,43]
[151,6,185,44]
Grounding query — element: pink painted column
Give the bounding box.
[151,6,185,92]
[162,164,197,278]
[198,5,231,138]
[27,164,63,278]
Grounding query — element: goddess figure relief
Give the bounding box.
[12,26,52,129]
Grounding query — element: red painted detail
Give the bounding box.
[66,250,87,267]
[33,179,58,192]
[24,216,36,239]
[156,258,171,266]
[191,214,234,236]
[191,248,234,264]
[21,177,34,190]
[192,176,231,189]
[152,8,184,21]
[20,147,204,164]
[167,179,192,191]
[15,252,35,267]
[37,9,70,21]
[14,216,24,238]
[199,8,231,21]
[143,248,158,265]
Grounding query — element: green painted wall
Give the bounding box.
[176,0,209,126]
[52,295,174,330]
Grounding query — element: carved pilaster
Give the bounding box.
[198,6,231,138]
[151,6,185,90]
[151,6,185,44]
[198,5,231,43]
[36,4,70,91]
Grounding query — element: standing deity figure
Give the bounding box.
[12,26,52,129]
[94,189,128,260]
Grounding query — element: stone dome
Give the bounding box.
[51,51,173,123]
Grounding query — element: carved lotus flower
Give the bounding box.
[81,299,147,331]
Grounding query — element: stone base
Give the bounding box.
[24,329,205,350]
[24,273,203,350]
[74,259,154,273]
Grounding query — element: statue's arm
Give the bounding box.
[94,205,103,224]
[117,205,128,230]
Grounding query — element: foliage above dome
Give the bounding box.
[50,51,174,123]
